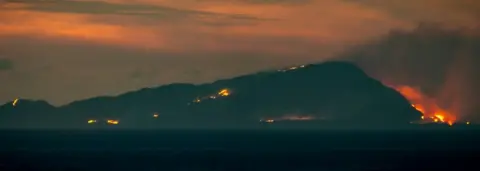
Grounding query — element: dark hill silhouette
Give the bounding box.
[0,61,422,129]
[0,99,56,128]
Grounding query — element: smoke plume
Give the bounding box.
[342,23,480,121]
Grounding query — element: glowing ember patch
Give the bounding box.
[87,120,97,124]
[153,113,159,118]
[12,99,18,107]
[218,89,230,96]
[191,89,231,103]
[260,119,275,123]
[466,122,470,125]
[106,120,119,125]
[265,119,274,123]
[277,65,306,72]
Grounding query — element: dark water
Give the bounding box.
[1,129,479,171]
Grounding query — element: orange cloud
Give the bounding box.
[0,10,171,50]
[0,0,412,55]
[1,0,477,55]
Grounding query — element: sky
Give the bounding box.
[0,0,479,106]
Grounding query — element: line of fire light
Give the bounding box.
[87,119,119,125]
[191,88,230,104]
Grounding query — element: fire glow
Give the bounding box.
[12,98,19,107]
[260,115,314,123]
[393,85,456,125]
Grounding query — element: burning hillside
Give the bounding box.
[344,24,479,124]
[0,61,430,129]
[392,85,456,125]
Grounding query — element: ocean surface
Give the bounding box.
[1,129,479,171]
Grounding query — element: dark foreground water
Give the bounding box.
[1,129,479,171]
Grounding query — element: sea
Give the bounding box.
[1,129,479,171]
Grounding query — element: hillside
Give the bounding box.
[0,61,422,129]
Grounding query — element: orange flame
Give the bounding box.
[393,85,456,125]
[218,89,230,96]
[106,119,119,125]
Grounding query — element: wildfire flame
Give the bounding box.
[218,89,230,96]
[106,119,119,125]
[12,98,18,107]
[393,85,456,125]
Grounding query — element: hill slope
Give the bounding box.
[0,61,421,129]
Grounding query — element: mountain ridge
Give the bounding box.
[0,61,422,129]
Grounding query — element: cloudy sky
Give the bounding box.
[0,0,478,105]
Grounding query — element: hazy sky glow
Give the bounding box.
[0,0,478,105]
